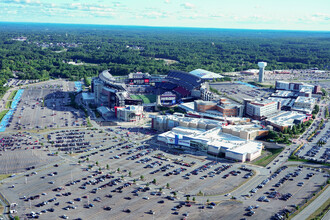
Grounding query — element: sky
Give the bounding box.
[0,0,329,31]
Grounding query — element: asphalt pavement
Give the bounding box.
[292,186,330,220]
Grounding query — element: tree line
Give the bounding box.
[0,23,329,91]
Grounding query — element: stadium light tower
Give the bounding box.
[258,62,267,83]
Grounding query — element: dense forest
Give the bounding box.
[0,22,329,94]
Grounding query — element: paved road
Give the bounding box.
[0,196,9,220]
[292,186,330,220]
[322,209,330,220]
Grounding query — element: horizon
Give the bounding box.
[1,0,329,31]
[1,21,330,33]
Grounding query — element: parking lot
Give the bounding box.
[0,78,329,219]
[296,119,330,163]
[0,132,57,174]
[1,125,257,220]
[238,165,329,219]
[6,81,86,131]
[0,123,328,220]
[210,82,271,102]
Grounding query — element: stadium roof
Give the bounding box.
[189,69,223,80]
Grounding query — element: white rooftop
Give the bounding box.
[227,141,263,154]
[160,126,250,150]
[295,96,316,104]
[225,124,264,132]
[267,111,307,127]
[189,69,223,79]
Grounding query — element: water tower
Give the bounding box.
[258,62,267,83]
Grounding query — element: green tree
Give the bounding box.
[292,125,297,135]
[283,127,287,134]
[117,168,120,172]
[192,197,196,202]
[166,183,170,188]
[106,164,109,170]
[268,130,278,139]
[325,107,329,118]
[152,179,156,184]
[297,123,302,131]
[140,175,144,180]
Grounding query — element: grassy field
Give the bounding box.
[130,94,156,104]
[252,148,284,167]
[0,110,9,121]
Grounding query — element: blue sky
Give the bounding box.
[0,0,329,31]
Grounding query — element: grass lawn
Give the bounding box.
[130,94,156,104]
[252,148,284,167]
[0,110,9,121]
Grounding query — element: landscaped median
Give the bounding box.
[7,90,17,101]
[290,144,304,159]
[0,110,9,122]
[5,90,18,109]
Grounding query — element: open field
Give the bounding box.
[252,148,284,167]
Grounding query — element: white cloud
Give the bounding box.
[181,2,195,10]
[143,11,168,19]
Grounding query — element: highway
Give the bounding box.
[292,186,330,220]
